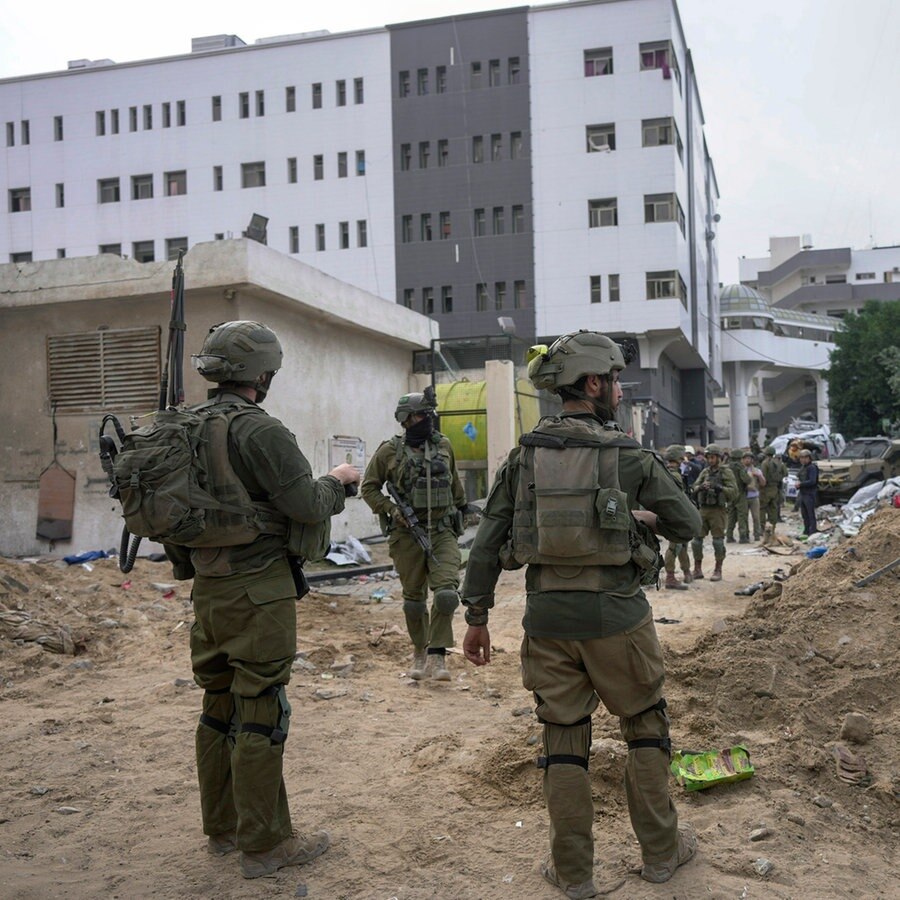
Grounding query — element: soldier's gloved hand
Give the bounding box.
[390,505,409,527]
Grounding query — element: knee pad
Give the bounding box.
[403,599,427,621]
[537,716,592,771]
[711,537,726,557]
[199,689,239,742]
[433,588,460,614]
[691,538,703,557]
[623,698,671,756]
[239,684,291,745]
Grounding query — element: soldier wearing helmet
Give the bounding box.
[360,387,466,681]
[662,446,693,590]
[724,446,752,544]
[689,444,739,581]
[760,446,787,531]
[174,321,359,878]
[461,330,701,893]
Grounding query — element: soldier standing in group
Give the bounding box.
[742,449,766,541]
[691,444,739,581]
[168,321,360,879]
[462,331,701,897]
[361,390,467,681]
[725,447,752,543]
[662,445,694,590]
[760,446,787,532]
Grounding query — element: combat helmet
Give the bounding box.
[526,330,626,393]
[664,445,685,462]
[192,321,283,384]
[395,387,438,423]
[705,443,724,457]
[763,446,776,456]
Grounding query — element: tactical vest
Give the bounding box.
[511,416,660,587]
[696,468,727,507]
[392,434,455,513]
[113,401,289,548]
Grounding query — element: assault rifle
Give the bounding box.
[385,482,433,558]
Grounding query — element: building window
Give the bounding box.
[57,249,66,259]
[289,225,299,253]
[511,205,524,233]
[609,274,620,302]
[9,188,31,212]
[401,215,413,243]
[335,80,347,107]
[131,174,153,200]
[286,86,296,112]
[491,133,503,160]
[495,281,506,310]
[436,66,447,93]
[402,289,414,309]
[399,70,410,98]
[510,131,523,159]
[421,213,433,242]
[212,95,222,121]
[166,237,188,260]
[508,57,521,84]
[439,211,451,239]
[441,285,453,313]
[423,287,434,315]
[162,102,171,128]
[646,270,687,305]
[55,183,65,208]
[96,110,106,136]
[239,92,249,118]
[419,141,430,168]
[584,47,613,76]
[590,275,602,303]
[143,104,152,129]
[588,198,617,228]
[54,115,64,141]
[470,61,482,89]
[177,100,186,126]
[214,234,224,241]
[97,178,120,204]
[472,135,484,163]
[488,59,501,87]
[312,82,322,109]
[642,117,683,159]
[476,283,488,311]
[514,280,526,309]
[313,154,324,180]
[110,109,119,133]
[129,106,138,132]
[338,152,348,178]
[354,77,364,104]
[5,122,13,146]
[357,220,368,248]
[10,252,32,262]
[339,221,350,249]
[417,68,429,95]
[493,207,505,235]
[400,143,411,171]
[165,170,187,196]
[644,192,685,234]
[825,274,847,284]
[132,240,155,263]
[213,166,223,191]
[99,243,121,255]
[473,208,485,237]
[255,90,265,116]
[287,157,298,183]
[20,120,29,145]
[640,40,680,85]
[855,272,876,280]
[241,161,266,188]
[586,123,615,152]
[316,223,325,251]
[46,327,160,412]
[437,139,449,167]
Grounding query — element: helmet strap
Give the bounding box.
[253,371,275,403]
[562,375,614,421]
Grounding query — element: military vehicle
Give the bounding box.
[816,437,900,504]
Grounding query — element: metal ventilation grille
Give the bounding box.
[47,327,160,413]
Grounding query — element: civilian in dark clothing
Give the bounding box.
[797,448,819,536]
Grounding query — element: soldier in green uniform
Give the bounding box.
[691,444,739,581]
[361,390,467,681]
[662,445,694,590]
[165,322,360,879]
[461,331,701,897]
[725,447,752,543]
[760,446,787,531]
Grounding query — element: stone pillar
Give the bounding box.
[814,374,830,426]
[726,361,756,449]
[485,360,516,490]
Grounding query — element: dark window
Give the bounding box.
[439,211,451,239]
[470,61,482,88]
[436,66,447,93]
[472,135,483,163]
[286,86,296,112]
[476,283,488,311]
[336,80,347,106]
[10,252,32,262]
[131,174,153,200]
[417,68,429,95]
[586,123,616,152]
[441,285,453,313]
[421,213,433,242]
[162,102,171,128]
[289,225,299,253]
[166,237,188,260]
[401,215,413,243]
[143,104,152,129]
[54,115,64,141]
[644,192,685,234]
[588,198,618,227]
[57,249,66,259]
[129,106,138,132]
[110,109,119,134]
[96,110,106,136]
[354,77,364,104]
[640,40,680,86]
[255,90,265,116]
[313,154,324,180]
[164,170,187,196]
[508,57,521,84]
[590,275,602,303]
[642,117,683,160]
[494,282,506,310]
[357,220,368,248]
[132,240,155,263]
[97,178,120,204]
[493,206,504,235]
[356,150,366,176]
[212,95,222,121]
[316,223,325,251]
[609,274,620,302]
[239,92,249,118]
[473,208,485,236]
[9,187,31,212]
[584,47,613,76]
[510,131,523,159]
[400,143,411,171]
[514,280,526,309]
[491,133,502,161]
[488,59,500,86]
[438,139,449,166]
[402,289,414,309]
[512,205,524,233]
[288,157,298,183]
[338,152,348,178]
[423,287,434,315]
[177,100,186,126]
[399,70,410,98]
[418,141,430,168]
[55,183,65,208]
[213,166,223,191]
[99,243,121,255]
[5,121,13,146]
[312,83,322,109]
[241,161,266,188]
[339,221,349,249]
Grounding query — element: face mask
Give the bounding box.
[404,416,433,446]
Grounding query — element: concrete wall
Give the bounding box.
[0,239,436,556]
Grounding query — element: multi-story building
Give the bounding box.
[1,0,720,446]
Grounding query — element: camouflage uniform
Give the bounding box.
[691,453,739,577]
[760,450,787,527]
[725,455,752,542]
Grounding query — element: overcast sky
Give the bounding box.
[1,0,897,283]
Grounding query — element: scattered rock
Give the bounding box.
[511,706,532,717]
[292,657,318,673]
[813,795,833,808]
[749,827,770,841]
[312,687,348,701]
[330,655,355,676]
[68,660,93,671]
[173,678,193,688]
[29,786,50,796]
[526,735,540,746]
[840,712,873,745]
[484,688,502,699]
[753,858,774,877]
[295,883,308,897]
[754,689,776,699]
[55,806,81,815]
[98,619,119,629]
[786,813,806,826]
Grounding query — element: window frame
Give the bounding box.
[131,174,154,200]
[584,47,613,77]
[164,170,187,197]
[588,197,618,228]
[240,161,266,189]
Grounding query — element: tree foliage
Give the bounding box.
[825,300,900,438]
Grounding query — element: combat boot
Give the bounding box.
[640,824,697,883]
[664,572,688,591]
[409,647,427,680]
[710,562,723,582]
[540,861,598,898]
[681,569,693,584]
[425,651,451,682]
[692,564,704,580]
[207,830,237,855]
[240,831,330,879]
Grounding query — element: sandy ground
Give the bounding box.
[1,509,898,900]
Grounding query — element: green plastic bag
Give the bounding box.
[670,745,755,792]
